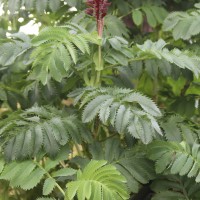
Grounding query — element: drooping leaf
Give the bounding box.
[0,106,91,161]
[69,87,162,144]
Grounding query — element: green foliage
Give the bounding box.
[66,160,129,200]
[132,5,168,27]
[1,0,200,199]
[136,39,200,77]
[69,87,162,144]
[0,0,76,14]
[0,32,31,66]
[148,141,200,182]
[89,138,156,193]
[43,178,57,196]
[104,38,200,82]
[151,175,200,200]
[0,147,73,193]
[0,106,92,161]
[104,36,133,65]
[161,115,198,143]
[104,15,130,37]
[30,27,100,84]
[70,13,129,38]
[0,160,46,190]
[163,3,200,40]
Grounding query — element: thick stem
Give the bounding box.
[98,45,102,68]
[181,80,191,96]
[92,19,104,86]
[97,19,104,38]
[95,45,102,86]
[95,71,101,86]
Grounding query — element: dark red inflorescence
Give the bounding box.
[85,0,111,21]
[85,0,111,37]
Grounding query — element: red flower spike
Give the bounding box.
[85,0,111,37]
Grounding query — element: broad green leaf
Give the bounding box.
[132,10,143,26]
[43,178,56,195]
[142,7,157,27]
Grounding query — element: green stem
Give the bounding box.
[98,45,102,69]
[180,80,191,96]
[95,45,103,86]
[53,181,66,197]
[178,178,190,200]
[0,84,22,94]
[34,161,65,197]
[119,10,133,19]
[60,161,67,168]
[99,133,118,142]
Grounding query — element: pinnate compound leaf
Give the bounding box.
[66,160,129,200]
[0,160,45,190]
[30,27,97,84]
[136,39,200,77]
[70,87,162,144]
[151,175,200,200]
[148,141,200,182]
[0,106,90,161]
[163,5,200,40]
